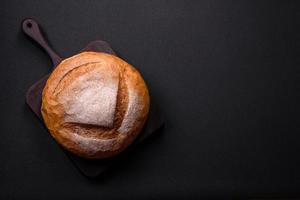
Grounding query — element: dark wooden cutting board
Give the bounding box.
[22,18,164,178]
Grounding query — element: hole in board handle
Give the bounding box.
[26,22,32,28]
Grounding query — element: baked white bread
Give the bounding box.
[41,52,150,159]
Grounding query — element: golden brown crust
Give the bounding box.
[41,52,150,159]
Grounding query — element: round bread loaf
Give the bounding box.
[41,52,150,159]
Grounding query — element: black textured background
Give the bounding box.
[0,0,299,199]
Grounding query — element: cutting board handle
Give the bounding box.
[22,18,62,66]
